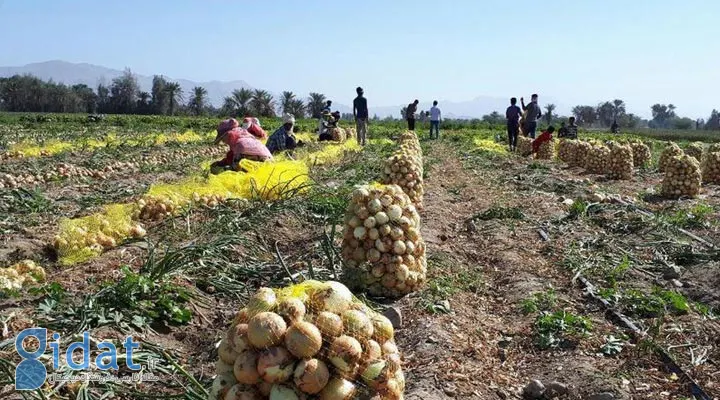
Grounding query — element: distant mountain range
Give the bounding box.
[0,60,564,119]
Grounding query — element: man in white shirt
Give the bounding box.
[429,100,442,139]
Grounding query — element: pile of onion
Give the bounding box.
[584,143,610,174]
[630,142,651,168]
[341,184,427,299]
[517,136,533,157]
[685,142,705,162]
[607,142,634,180]
[661,154,701,199]
[209,281,405,400]
[346,127,356,140]
[572,141,592,167]
[330,128,347,142]
[658,142,684,173]
[701,151,720,184]
[557,139,578,165]
[0,260,46,292]
[135,196,186,221]
[381,150,424,210]
[535,139,555,160]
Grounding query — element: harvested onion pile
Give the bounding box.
[658,143,684,173]
[573,141,592,167]
[536,139,555,160]
[210,281,405,400]
[701,151,720,184]
[557,139,578,164]
[630,142,651,168]
[517,136,533,157]
[607,142,634,180]
[346,127,356,140]
[381,132,424,208]
[330,128,347,142]
[341,184,427,299]
[0,260,46,292]
[685,142,705,162]
[662,154,701,198]
[584,143,610,174]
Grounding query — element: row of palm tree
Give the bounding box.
[221,89,331,119]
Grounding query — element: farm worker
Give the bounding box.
[353,87,369,146]
[211,118,272,173]
[505,97,522,151]
[322,100,332,114]
[521,94,542,139]
[429,100,442,140]
[267,114,303,155]
[558,117,578,139]
[406,99,419,131]
[318,111,334,141]
[611,119,619,134]
[242,117,267,140]
[531,126,555,154]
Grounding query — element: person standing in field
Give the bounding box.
[429,101,442,139]
[521,94,542,139]
[353,87,369,146]
[558,117,578,139]
[406,99,419,131]
[322,100,332,114]
[505,97,522,151]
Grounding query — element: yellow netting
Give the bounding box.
[212,280,404,400]
[7,140,73,157]
[0,260,46,292]
[473,138,507,155]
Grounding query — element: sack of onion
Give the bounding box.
[209,280,405,400]
[330,128,347,142]
[341,184,427,299]
[557,139,578,164]
[701,151,720,184]
[536,139,555,160]
[607,142,634,180]
[658,142,684,173]
[630,142,651,168]
[584,144,610,174]
[381,150,424,209]
[517,136,533,157]
[0,260,46,292]
[661,154,701,199]
[685,142,705,162]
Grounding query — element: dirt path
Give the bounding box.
[397,141,690,400]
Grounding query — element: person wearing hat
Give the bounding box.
[322,100,332,114]
[267,114,303,154]
[211,118,272,173]
[353,87,368,146]
[318,110,334,141]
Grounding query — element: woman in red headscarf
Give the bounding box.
[211,118,272,173]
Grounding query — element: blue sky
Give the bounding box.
[0,0,717,119]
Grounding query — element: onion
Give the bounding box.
[380,194,393,207]
[294,358,330,394]
[328,335,363,372]
[257,347,295,383]
[363,339,382,360]
[233,350,260,384]
[367,248,381,263]
[379,224,391,237]
[375,212,389,225]
[247,312,287,349]
[387,205,402,221]
[269,384,299,400]
[312,281,353,314]
[352,187,369,202]
[284,321,323,359]
[353,226,367,240]
[258,381,273,396]
[356,207,369,220]
[315,311,343,338]
[247,288,277,316]
[393,240,406,255]
[371,315,394,343]
[218,339,239,365]
[363,216,377,229]
[368,228,380,240]
[341,309,374,339]
[234,308,250,325]
[277,298,306,323]
[216,360,234,375]
[390,227,404,240]
[224,384,262,400]
[210,372,237,400]
[368,198,383,213]
[360,359,389,389]
[382,340,399,355]
[347,216,361,228]
[319,377,356,400]
[227,323,249,353]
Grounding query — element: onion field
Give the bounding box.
[1,114,720,400]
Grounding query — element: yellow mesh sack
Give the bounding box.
[211,280,404,400]
[0,260,46,292]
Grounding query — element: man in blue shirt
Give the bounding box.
[506,97,522,151]
[353,87,369,146]
[267,114,301,155]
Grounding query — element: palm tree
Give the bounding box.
[611,99,626,120]
[250,89,275,117]
[188,86,208,116]
[307,92,327,118]
[280,91,297,116]
[164,82,183,115]
[544,104,556,124]
[137,91,151,114]
[223,88,253,117]
[287,98,306,119]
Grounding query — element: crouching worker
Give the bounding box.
[242,117,267,140]
[531,125,555,155]
[267,114,305,156]
[211,118,272,174]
